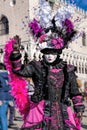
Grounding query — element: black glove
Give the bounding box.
[13,35,21,52]
[31,87,43,103]
[76,112,83,121]
[12,41,20,52]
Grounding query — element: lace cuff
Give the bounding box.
[72,95,85,112]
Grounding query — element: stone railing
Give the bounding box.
[61,49,87,75]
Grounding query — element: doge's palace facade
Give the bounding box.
[0,0,87,90]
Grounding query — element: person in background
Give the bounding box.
[0,63,15,130]
[8,101,15,128]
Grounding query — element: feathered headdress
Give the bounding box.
[29,0,77,53]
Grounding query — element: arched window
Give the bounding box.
[79,62,81,73]
[85,64,87,74]
[82,32,86,46]
[0,16,9,35]
[82,62,84,73]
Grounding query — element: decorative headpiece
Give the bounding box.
[28,0,77,53]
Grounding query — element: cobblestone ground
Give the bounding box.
[8,101,87,130]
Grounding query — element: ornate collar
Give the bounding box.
[42,58,66,69]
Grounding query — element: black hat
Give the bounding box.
[28,0,77,54]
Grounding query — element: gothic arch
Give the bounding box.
[0,15,9,35]
[82,32,86,46]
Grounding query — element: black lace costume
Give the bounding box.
[10,52,85,130]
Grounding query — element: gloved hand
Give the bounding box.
[12,41,20,52]
[12,35,21,52]
[77,112,83,121]
[31,87,43,103]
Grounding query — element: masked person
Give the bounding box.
[4,1,85,130]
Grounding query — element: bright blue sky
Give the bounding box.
[66,0,87,11]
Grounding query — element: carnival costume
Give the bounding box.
[4,0,84,130]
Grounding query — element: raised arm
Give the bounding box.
[9,38,34,78]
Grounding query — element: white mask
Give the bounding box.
[44,54,57,63]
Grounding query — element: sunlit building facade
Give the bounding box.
[0,0,87,90]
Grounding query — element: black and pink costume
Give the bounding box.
[9,51,85,130]
[4,1,85,129]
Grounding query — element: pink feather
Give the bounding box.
[4,39,30,119]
